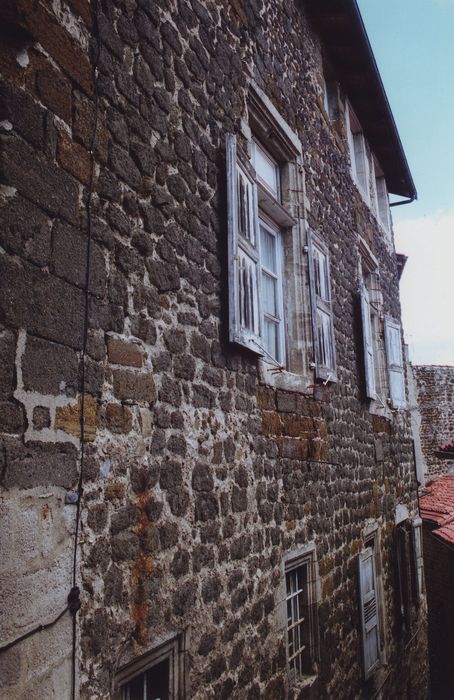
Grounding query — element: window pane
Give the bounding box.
[316,309,334,370]
[262,272,277,317]
[314,248,329,302]
[123,675,144,700]
[260,226,276,273]
[146,659,170,700]
[237,168,254,245]
[264,318,278,361]
[254,142,279,197]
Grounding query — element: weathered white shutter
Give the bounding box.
[376,176,391,232]
[384,316,406,408]
[358,548,380,679]
[307,231,336,381]
[346,101,357,179]
[226,134,263,354]
[360,281,376,399]
[353,132,370,200]
[412,518,424,598]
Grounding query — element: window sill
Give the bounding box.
[258,359,313,395]
[290,672,318,694]
[368,398,392,421]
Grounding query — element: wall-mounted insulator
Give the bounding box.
[65,492,80,505]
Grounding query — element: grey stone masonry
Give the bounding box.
[414,365,454,477]
[0,1,428,699]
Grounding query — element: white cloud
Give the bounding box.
[394,210,454,366]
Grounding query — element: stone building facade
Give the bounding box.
[413,365,454,479]
[0,1,428,698]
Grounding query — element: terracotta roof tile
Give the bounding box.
[420,475,454,547]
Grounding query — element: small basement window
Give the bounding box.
[285,552,318,680]
[115,636,184,700]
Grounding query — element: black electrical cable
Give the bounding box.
[0,607,69,655]
[70,2,100,698]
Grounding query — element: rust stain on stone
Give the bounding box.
[131,492,154,643]
[55,395,97,441]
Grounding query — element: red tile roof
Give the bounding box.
[420,475,454,547]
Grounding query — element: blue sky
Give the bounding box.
[357,0,454,365]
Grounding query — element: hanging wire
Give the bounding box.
[0,0,100,676]
[70,2,101,698]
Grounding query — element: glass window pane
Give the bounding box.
[237,169,255,245]
[260,226,276,273]
[264,319,278,361]
[254,143,279,196]
[316,309,334,369]
[262,272,277,317]
[123,675,144,700]
[146,659,169,700]
[314,248,329,301]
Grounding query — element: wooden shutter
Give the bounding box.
[307,231,336,381]
[353,132,370,199]
[360,281,376,399]
[358,548,381,679]
[226,134,263,354]
[384,316,406,408]
[396,524,412,630]
[412,518,424,599]
[376,176,391,232]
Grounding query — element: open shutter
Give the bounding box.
[353,133,370,200]
[226,134,263,354]
[307,231,336,381]
[384,316,406,408]
[360,281,376,399]
[376,176,391,232]
[358,548,380,679]
[412,518,424,600]
[396,523,412,630]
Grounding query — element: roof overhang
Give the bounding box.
[305,0,416,200]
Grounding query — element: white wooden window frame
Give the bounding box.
[307,230,337,382]
[384,315,406,408]
[233,82,314,391]
[115,636,184,700]
[259,216,286,364]
[284,550,319,682]
[227,133,297,365]
[358,547,381,680]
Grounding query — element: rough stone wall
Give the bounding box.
[0,1,428,699]
[422,524,454,698]
[414,365,454,478]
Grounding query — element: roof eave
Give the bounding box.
[305,0,416,200]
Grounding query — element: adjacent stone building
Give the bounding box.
[0,1,428,698]
[413,365,454,479]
